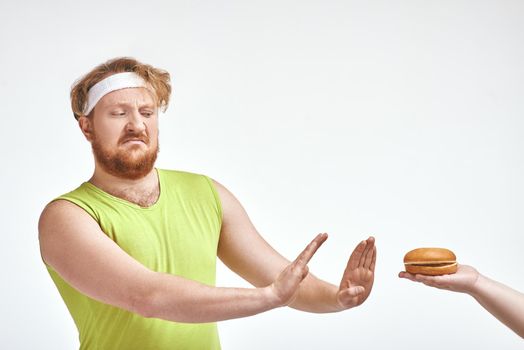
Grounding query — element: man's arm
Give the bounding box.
[39,200,326,323]
[213,179,376,313]
[399,264,524,338]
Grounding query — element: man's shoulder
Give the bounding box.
[39,198,93,237]
[41,198,79,217]
[158,168,204,177]
[158,168,212,184]
[41,183,99,225]
[158,169,219,200]
[53,182,92,201]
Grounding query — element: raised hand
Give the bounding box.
[399,264,480,294]
[270,233,328,307]
[337,236,376,309]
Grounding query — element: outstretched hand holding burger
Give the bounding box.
[399,247,524,339]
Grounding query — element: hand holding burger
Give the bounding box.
[399,249,524,338]
[400,263,480,294]
[400,247,481,294]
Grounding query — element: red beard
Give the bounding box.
[91,131,159,180]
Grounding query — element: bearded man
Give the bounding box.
[39,57,377,349]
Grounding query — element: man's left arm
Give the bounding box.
[213,179,376,313]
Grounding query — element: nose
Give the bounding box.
[125,109,146,134]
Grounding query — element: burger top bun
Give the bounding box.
[403,248,458,276]
[404,248,456,264]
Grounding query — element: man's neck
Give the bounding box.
[89,167,160,208]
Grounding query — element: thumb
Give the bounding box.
[337,285,366,309]
[344,285,365,297]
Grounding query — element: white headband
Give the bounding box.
[83,72,148,115]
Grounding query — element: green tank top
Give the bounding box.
[46,169,222,350]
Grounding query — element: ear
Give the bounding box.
[78,116,94,142]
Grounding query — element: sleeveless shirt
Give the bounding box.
[46,169,222,349]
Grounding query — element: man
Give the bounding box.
[39,57,377,349]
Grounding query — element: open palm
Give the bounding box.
[337,236,376,309]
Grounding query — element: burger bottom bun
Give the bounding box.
[405,262,458,276]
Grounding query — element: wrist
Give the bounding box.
[333,287,347,312]
[468,272,488,298]
[262,285,285,309]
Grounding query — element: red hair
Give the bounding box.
[70,57,171,120]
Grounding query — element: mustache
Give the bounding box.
[118,132,150,145]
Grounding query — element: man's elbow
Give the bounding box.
[124,273,198,322]
[130,293,156,318]
[126,276,160,319]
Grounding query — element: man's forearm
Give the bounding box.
[288,274,341,313]
[470,274,524,338]
[139,272,281,323]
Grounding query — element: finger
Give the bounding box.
[417,274,447,288]
[403,273,444,287]
[301,265,310,280]
[348,239,366,270]
[415,274,431,283]
[362,237,376,268]
[398,271,417,281]
[295,233,328,266]
[369,246,377,271]
[357,240,369,268]
[414,274,442,287]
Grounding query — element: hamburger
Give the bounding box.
[403,248,458,276]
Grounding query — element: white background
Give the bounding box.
[1,0,523,349]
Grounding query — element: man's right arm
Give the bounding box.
[39,200,325,323]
